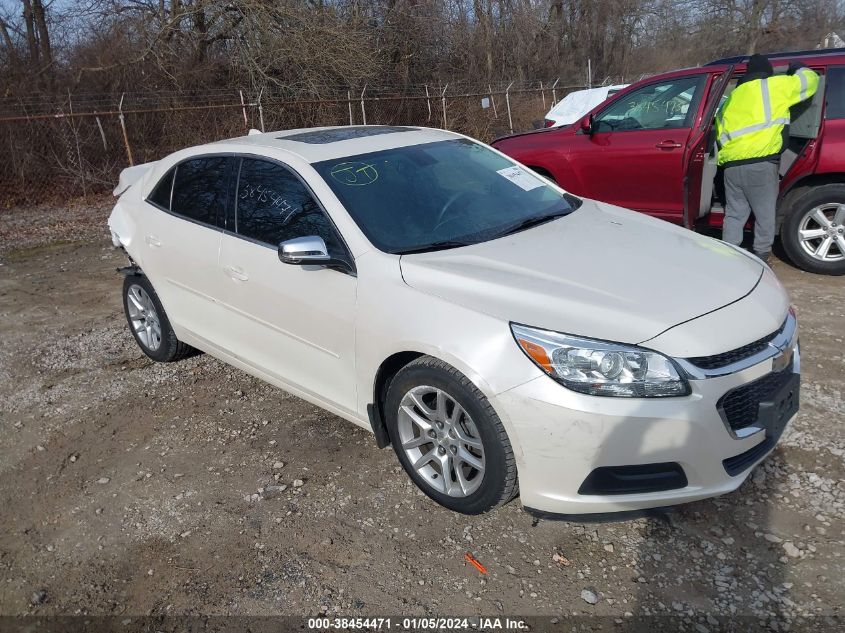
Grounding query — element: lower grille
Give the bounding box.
[718,368,794,431]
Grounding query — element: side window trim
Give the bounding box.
[143,153,234,232]
[231,153,355,269]
[231,157,243,233]
[168,165,176,211]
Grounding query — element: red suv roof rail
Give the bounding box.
[705,46,845,66]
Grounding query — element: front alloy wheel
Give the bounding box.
[397,385,485,498]
[385,356,518,514]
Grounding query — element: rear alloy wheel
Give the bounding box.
[122,274,195,362]
[781,184,845,275]
[385,356,518,514]
[126,284,162,352]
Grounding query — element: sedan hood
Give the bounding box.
[399,200,763,345]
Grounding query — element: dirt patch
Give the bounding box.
[0,195,111,257]
[0,203,842,628]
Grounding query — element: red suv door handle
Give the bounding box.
[655,140,683,149]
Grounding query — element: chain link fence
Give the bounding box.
[0,81,585,207]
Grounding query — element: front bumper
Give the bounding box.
[496,343,799,515]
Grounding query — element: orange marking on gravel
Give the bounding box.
[464,552,487,574]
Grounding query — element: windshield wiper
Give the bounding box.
[496,209,572,238]
[394,240,474,255]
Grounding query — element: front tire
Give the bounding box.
[384,356,518,514]
[781,184,845,275]
[122,275,194,362]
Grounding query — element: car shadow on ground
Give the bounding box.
[530,399,795,631]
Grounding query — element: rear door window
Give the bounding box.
[148,168,174,209]
[170,156,233,227]
[826,66,845,119]
[790,69,825,139]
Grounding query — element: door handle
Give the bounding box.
[145,235,162,248]
[655,140,683,149]
[224,265,249,282]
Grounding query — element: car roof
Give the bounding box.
[705,46,845,66]
[603,47,845,94]
[209,125,460,163]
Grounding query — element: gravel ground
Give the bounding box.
[0,199,843,630]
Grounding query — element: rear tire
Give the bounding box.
[122,275,194,362]
[384,356,518,514]
[781,184,845,275]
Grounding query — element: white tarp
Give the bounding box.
[544,85,628,127]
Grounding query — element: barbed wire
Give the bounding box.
[0,81,592,207]
[0,79,596,117]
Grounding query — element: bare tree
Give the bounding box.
[1,0,843,100]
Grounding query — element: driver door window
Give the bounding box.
[594,75,706,132]
[235,158,347,260]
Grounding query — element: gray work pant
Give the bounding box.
[722,161,779,254]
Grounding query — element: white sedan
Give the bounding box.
[108,125,799,515]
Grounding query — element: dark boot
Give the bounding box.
[753,251,771,265]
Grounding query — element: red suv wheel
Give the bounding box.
[781,184,845,276]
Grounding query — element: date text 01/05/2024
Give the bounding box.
[306,617,529,630]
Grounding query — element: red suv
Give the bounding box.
[493,48,845,275]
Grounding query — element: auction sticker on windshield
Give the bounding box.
[496,166,543,191]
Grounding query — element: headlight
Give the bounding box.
[511,324,690,397]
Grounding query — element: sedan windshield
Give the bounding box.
[313,139,581,254]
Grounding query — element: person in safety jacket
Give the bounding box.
[715,54,819,264]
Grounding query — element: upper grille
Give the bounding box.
[718,368,794,431]
[687,323,782,370]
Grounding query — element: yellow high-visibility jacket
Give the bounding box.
[716,67,819,167]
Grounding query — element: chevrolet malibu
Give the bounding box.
[108,125,800,515]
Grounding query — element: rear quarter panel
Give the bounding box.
[108,183,151,268]
[811,117,845,176]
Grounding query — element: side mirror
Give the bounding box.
[278,236,331,265]
[580,114,595,135]
[278,236,356,275]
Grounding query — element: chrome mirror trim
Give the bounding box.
[278,236,331,265]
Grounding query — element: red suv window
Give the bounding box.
[593,75,706,133]
[826,66,845,119]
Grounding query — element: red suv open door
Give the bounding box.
[683,66,734,228]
